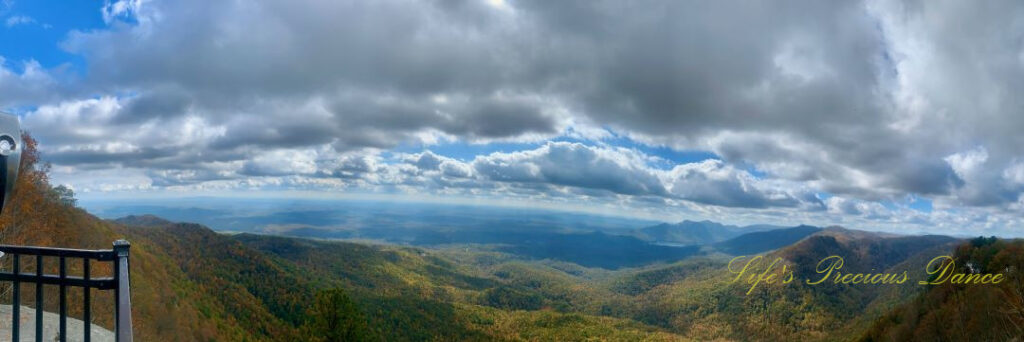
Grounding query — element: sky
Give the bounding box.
[2,0,1024,236]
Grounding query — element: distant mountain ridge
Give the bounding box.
[632,219,782,245]
[712,224,822,255]
[111,214,173,227]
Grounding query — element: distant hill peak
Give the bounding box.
[634,220,795,246]
[713,225,822,255]
[813,226,904,242]
[112,214,174,227]
[633,220,740,245]
[776,226,957,267]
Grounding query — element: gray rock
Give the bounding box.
[0,305,114,342]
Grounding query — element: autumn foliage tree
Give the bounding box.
[304,288,375,342]
[860,238,1024,341]
[0,132,67,245]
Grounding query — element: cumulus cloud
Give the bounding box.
[0,58,61,106]
[240,149,319,176]
[23,96,226,169]
[7,0,1024,235]
[471,142,668,197]
[59,0,569,147]
[667,160,819,209]
[101,0,148,24]
[825,196,889,219]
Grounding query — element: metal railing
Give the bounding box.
[0,240,132,342]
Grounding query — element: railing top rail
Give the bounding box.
[0,272,116,289]
[0,244,116,260]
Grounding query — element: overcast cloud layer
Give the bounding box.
[4,0,1024,236]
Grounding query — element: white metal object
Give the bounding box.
[0,112,21,214]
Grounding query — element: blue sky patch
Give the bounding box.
[1,0,107,73]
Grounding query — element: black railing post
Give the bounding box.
[59,257,66,342]
[12,253,19,341]
[113,240,132,342]
[35,254,42,341]
[83,259,90,342]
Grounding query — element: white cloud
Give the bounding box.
[0,58,59,105]
[101,0,151,24]
[1002,162,1024,186]
[4,15,33,27]
[241,149,319,176]
[10,0,1024,236]
[945,147,988,180]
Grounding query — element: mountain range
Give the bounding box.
[1,143,1021,341]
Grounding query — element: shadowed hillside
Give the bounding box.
[859,237,1024,341]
